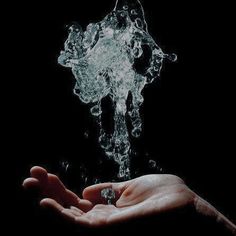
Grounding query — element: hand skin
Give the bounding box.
[23,166,236,235]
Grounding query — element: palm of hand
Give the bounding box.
[23,167,195,227]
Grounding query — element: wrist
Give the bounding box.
[194,196,236,235]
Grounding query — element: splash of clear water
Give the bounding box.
[101,188,116,205]
[58,0,177,180]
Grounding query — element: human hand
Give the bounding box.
[23,166,236,234]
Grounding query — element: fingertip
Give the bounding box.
[82,183,110,199]
[30,166,46,173]
[30,166,48,182]
[30,166,47,175]
[82,187,90,199]
[115,198,125,208]
[40,198,50,207]
[40,198,64,212]
[22,178,40,189]
[40,198,54,207]
[82,186,96,201]
[83,183,123,204]
[82,183,117,205]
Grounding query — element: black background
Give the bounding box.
[6,0,235,235]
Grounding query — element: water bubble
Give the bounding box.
[135,18,143,29]
[131,9,138,15]
[90,104,102,116]
[148,159,157,169]
[131,127,142,138]
[120,12,125,17]
[131,150,137,156]
[133,47,143,58]
[165,53,178,62]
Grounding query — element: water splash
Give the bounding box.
[101,188,116,205]
[58,0,177,180]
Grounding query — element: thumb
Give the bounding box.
[82,181,129,204]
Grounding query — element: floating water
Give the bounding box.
[58,0,177,180]
[148,159,157,169]
[60,160,70,172]
[101,188,116,205]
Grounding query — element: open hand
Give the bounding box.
[23,166,199,227]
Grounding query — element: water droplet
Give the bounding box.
[135,18,143,29]
[61,161,70,172]
[101,188,116,205]
[90,104,102,116]
[94,178,101,184]
[84,131,89,139]
[132,127,142,138]
[149,160,157,169]
[120,12,125,17]
[165,53,178,62]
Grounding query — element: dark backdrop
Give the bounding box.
[6,0,235,235]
